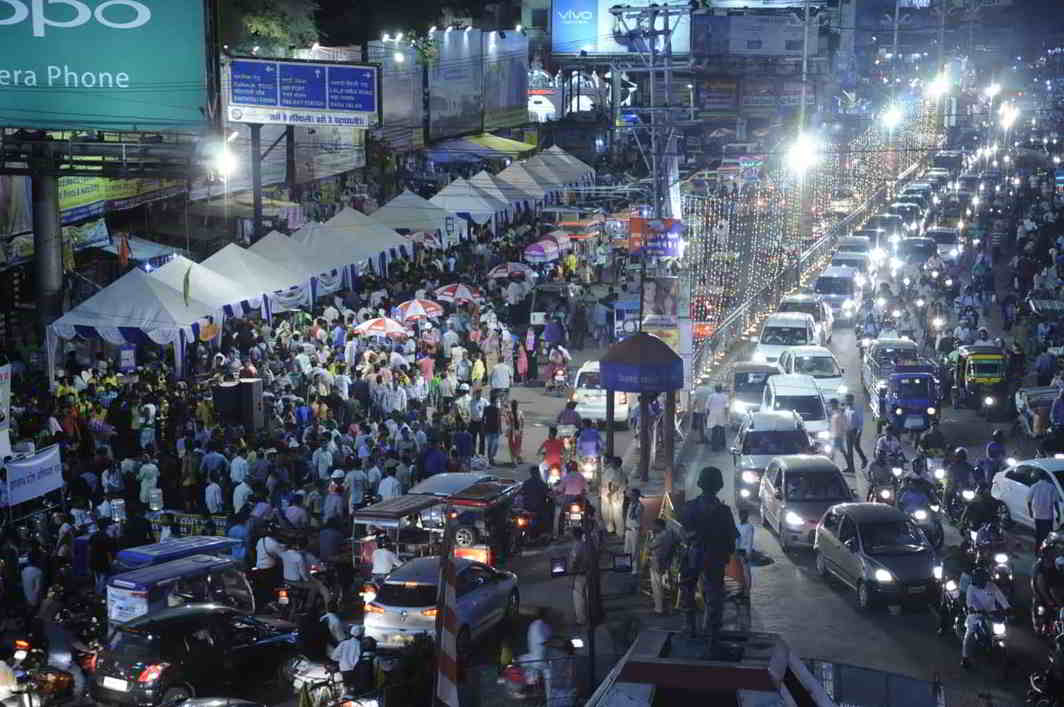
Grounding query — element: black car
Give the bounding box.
[92,604,298,707]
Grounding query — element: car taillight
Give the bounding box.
[137,663,168,683]
[570,504,581,513]
[516,516,529,527]
[364,603,386,614]
[14,640,29,651]
[277,588,290,605]
[421,608,438,617]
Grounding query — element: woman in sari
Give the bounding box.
[505,399,524,466]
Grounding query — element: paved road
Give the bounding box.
[678,325,1043,702]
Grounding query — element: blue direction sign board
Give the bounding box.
[227,58,379,128]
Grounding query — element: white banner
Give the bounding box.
[6,445,64,506]
[0,364,9,433]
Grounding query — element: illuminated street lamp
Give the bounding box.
[984,83,1001,98]
[785,132,821,174]
[882,105,903,130]
[926,74,949,98]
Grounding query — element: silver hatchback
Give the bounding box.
[364,557,519,653]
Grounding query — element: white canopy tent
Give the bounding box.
[525,154,584,185]
[430,178,509,226]
[544,145,595,182]
[468,170,539,210]
[370,190,468,246]
[47,268,215,383]
[522,156,576,188]
[148,255,259,314]
[249,230,320,277]
[249,229,337,304]
[307,207,413,273]
[496,162,555,201]
[200,243,306,294]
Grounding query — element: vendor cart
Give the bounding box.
[350,494,442,573]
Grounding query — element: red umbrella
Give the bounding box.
[434,283,483,303]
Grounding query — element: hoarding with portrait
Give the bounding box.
[551,0,690,56]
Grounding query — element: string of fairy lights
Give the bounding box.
[684,91,946,380]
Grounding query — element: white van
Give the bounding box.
[814,266,861,320]
[762,373,831,447]
[776,346,846,399]
[571,360,630,425]
[752,312,816,365]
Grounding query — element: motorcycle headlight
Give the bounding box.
[895,407,904,416]
[927,407,936,415]
[879,488,893,500]
[891,467,903,477]
[913,509,929,521]
[862,338,872,347]
[739,489,751,498]
[784,511,805,528]
[916,298,926,308]
[741,470,760,484]
[934,468,945,480]
[731,400,748,414]
[945,579,958,592]
[843,299,855,309]
[945,279,953,287]
[876,297,887,308]
[932,565,943,579]
[817,430,831,440]
[994,552,1008,564]
[1005,457,1017,467]
[962,489,976,501]
[984,396,995,406]
[932,317,945,329]
[903,278,911,287]
[871,248,886,262]
[873,568,894,583]
[930,504,940,512]
[992,622,1006,636]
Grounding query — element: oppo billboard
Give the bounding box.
[551,0,691,56]
[0,0,209,131]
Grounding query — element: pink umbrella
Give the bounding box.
[353,317,408,337]
[487,262,536,279]
[394,298,444,322]
[434,283,483,303]
[411,231,443,249]
[523,240,560,263]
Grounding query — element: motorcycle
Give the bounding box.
[965,608,1013,679]
[947,483,977,525]
[559,496,588,536]
[1027,622,1064,706]
[909,503,945,550]
[968,522,1015,603]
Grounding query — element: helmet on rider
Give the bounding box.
[954,447,968,462]
[971,566,990,589]
[992,430,1005,443]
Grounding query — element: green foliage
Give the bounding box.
[221,0,320,57]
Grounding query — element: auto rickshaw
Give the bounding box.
[879,365,941,437]
[951,344,1009,419]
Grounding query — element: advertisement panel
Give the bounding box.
[227,58,379,128]
[778,81,815,107]
[0,0,208,131]
[700,79,738,110]
[528,88,561,123]
[484,32,530,130]
[717,15,812,57]
[428,29,484,140]
[366,42,424,151]
[741,79,777,109]
[5,445,64,506]
[551,0,691,55]
[6,218,109,267]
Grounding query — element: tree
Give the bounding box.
[220,0,320,57]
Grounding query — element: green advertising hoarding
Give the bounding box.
[0,0,208,131]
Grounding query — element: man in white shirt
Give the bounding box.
[281,539,331,607]
[322,475,346,526]
[331,625,365,690]
[489,361,513,403]
[312,444,334,481]
[441,328,459,358]
[229,451,248,486]
[233,480,253,514]
[22,558,44,609]
[205,480,224,514]
[378,469,402,500]
[704,384,730,452]
[371,541,402,579]
[468,389,488,455]
[1028,470,1061,548]
[962,569,1010,669]
[344,463,368,512]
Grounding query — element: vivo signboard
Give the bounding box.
[551,0,691,55]
[0,0,208,131]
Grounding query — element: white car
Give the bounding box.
[776,346,846,400]
[777,293,834,346]
[752,312,817,365]
[570,361,630,425]
[991,459,1064,531]
[762,373,831,446]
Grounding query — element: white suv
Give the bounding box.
[570,361,630,426]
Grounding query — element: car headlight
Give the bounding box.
[903,277,911,287]
[876,297,886,308]
[934,468,945,480]
[837,384,848,395]
[879,488,893,500]
[930,504,940,512]
[932,565,943,580]
[862,337,872,347]
[873,568,894,583]
[843,299,855,309]
[950,248,959,257]
[962,489,976,501]
[817,430,831,440]
[895,407,904,416]
[890,257,903,269]
[994,552,1008,564]
[752,352,767,363]
[871,248,886,262]
[1005,457,1017,467]
[784,511,805,528]
[992,622,1006,636]
[916,298,926,308]
[891,467,903,477]
[945,579,958,592]
[913,509,928,521]
[927,407,936,415]
[741,470,760,484]
[739,489,751,498]
[932,317,945,329]
[984,396,995,406]
[731,400,749,414]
